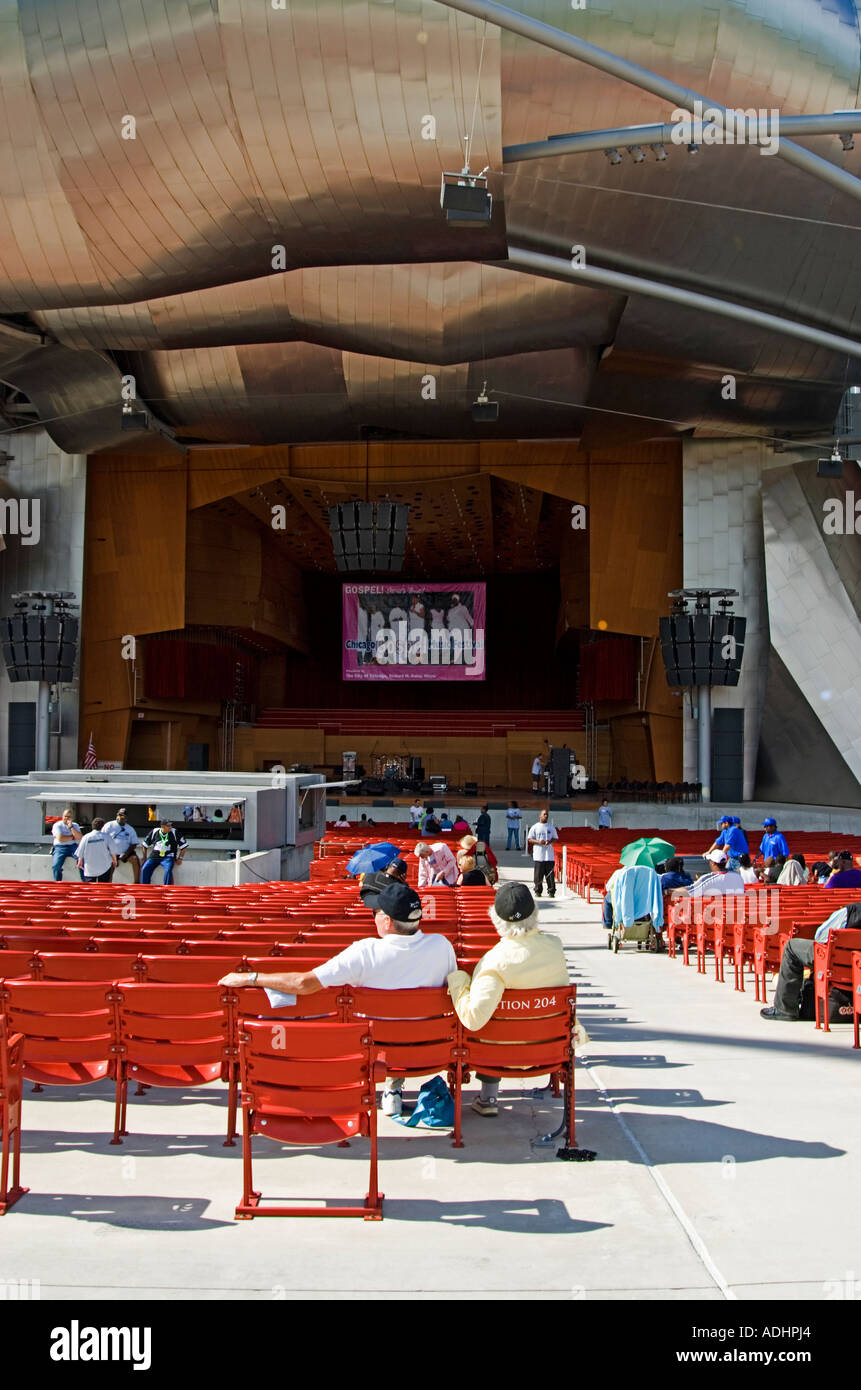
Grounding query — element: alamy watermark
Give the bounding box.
[0,498,40,545]
[669,100,780,157]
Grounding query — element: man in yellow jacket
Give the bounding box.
[447,880,573,1117]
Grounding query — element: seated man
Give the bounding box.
[687,851,745,897]
[220,882,456,1117]
[824,850,861,889]
[447,882,574,1116]
[761,902,861,1020]
[658,857,693,892]
[414,840,458,887]
[358,857,408,906]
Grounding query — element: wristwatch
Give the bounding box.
[248,972,258,986]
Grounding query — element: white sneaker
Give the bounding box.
[382,1090,402,1117]
[471,1096,498,1117]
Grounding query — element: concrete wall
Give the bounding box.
[0,431,86,775]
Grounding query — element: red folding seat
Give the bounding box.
[813,927,861,1032]
[0,952,39,979]
[0,980,116,1088]
[234,1020,382,1220]
[139,955,244,984]
[112,983,237,1145]
[0,1023,27,1213]
[461,986,579,1149]
[346,986,462,1145]
[0,933,82,954]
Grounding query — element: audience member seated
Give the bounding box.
[439,813,453,832]
[220,882,456,1118]
[760,902,861,1021]
[687,852,745,896]
[446,882,575,1116]
[452,814,471,835]
[658,857,693,892]
[777,853,809,885]
[334,813,351,828]
[602,862,664,934]
[825,850,861,889]
[810,859,832,884]
[737,853,760,884]
[359,857,408,906]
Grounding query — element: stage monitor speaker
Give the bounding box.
[549,747,570,795]
[408,757,424,780]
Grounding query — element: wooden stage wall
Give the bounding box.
[81,440,682,780]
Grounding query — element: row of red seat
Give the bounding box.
[0,981,579,1220]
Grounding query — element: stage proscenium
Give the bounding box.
[342,583,486,681]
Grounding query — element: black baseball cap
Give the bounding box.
[375,882,422,923]
[494,881,535,922]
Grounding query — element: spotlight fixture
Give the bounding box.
[818,444,847,477]
[121,398,149,431]
[328,501,409,572]
[687,143,700,154]
[627,145,646,163]
[471,381,499,423]
[441,138,492,224]
[604,147,623,165]
[839,133,855,152]
[653,142,668,160]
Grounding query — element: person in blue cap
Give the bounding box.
[705,815,748,869]
[731,817,749,854]
[760,817,789,861]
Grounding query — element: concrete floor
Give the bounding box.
[3,852,859,1301]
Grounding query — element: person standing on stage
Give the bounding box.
[531,753,544,793]
[408,596,426,631]
[102,808,142,883]
[527,808,559,898]
[429,599,446,629]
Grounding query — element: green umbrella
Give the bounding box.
[619,837,676,869]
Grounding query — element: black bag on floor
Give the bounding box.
[798,980,853,1023]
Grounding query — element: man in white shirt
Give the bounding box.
[414,840,458,886]
[75,818,118,883]
[51,808,82,880]
[102,808,141,883]
[687,851,745,897]
[220,882,457,1118]
[527,808,559,898]
[409,798,424,828]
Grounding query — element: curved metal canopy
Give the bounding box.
[0,0,858,452]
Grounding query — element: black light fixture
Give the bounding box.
[817,443,855,477]
[441,138,492,224]
[328,502,409,572]
[121,399,149,431]
[471,381,499,423]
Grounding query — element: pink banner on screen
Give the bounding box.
[342,583,486,681]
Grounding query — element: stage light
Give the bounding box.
[604,147,623,165]
[687,143,699,154]
[653,143,668,160]
[818,444,852,477]
[472,382,499,423]
[627,145,646,163]
[440,169,492,224]
[121,399,148,431]
[839,133,855,151]
[328,501,409,572]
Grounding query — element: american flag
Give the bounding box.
[83,733,98,769]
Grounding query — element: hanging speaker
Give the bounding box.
[659,612,745,687]
[328,502,409,573]
[0,612,78,683]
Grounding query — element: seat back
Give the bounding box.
[31,953,142,982]
[238,1019,374,1143]
[346,986,456,1074]
[114,983,231,1068]
[0,980,116,1082]
[462,985,577,1076]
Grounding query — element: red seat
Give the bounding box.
[461,986,578,1148]
[30,953,141,982]
[235,1020,382,1220]
[112,983,237,1145]
[813,928,861,1032]
[0,952,39,980]
[346,986,462,1145]
[0,980,116,1088]
[0,1026,27,1214]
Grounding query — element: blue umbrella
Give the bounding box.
[346,842,400,876]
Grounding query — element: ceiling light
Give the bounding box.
[604,147,622,165]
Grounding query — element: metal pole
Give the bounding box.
[35,682,50,771]
[698,684,712,805]
[504,247,861,361]
[434,0,861,204]
[234,849,242,886]
[562,844,568,898]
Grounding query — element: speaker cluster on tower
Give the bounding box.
[1,612,79,683]
[659,611,746,687]
[328,502,409,572]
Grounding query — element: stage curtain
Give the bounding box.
[145,638,257,703]
[578,637,636,702]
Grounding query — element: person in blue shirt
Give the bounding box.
[761,901,861,1019]
[658,857,693,892]
[438,813,453,832]
[731,817,749,852]
[705,815,747,868]
[759,817,789,860]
